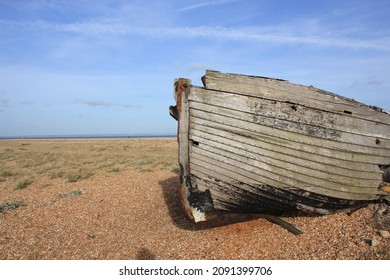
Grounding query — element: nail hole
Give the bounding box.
[343,110,352,115]
[192,140,199,147]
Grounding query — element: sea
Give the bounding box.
[0,134,176,140]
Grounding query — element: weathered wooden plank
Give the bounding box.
[190,154,379,200]
[190,162,286,201]
[189,131,382,184]
[192,142,381,193]
[176,78,191,178]
[190,108,390,158]
[190,145,382,197]
[190,158,379,202]
[190,122,383,173]
[190,172,368,214]
[191,176,296,212]
[190,100,390,151]
[190,127,381,178]
[176,78,209,222]
[189,87,390,140]
[203,70,390,125]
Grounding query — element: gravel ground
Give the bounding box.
[0,169,389,260]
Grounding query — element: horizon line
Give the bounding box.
[0,133,177,140]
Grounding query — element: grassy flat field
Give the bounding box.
[0,138,178,188]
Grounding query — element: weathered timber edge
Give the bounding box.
[176,78,216,222]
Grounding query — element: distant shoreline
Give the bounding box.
[0,134,176,140]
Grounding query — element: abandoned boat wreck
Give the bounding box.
[170,70,390,224]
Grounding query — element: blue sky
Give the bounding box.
[0,0,389,137]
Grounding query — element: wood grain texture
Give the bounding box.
[175,70,390,220]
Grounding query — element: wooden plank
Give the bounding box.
[176,78,191,178]
[191,175,297,212]
[189,172,365,214]
[189,154,379,200]
[203,70,390,125]
[190,127,381,177]
[190,100,390,151]
[191,172,284,208]
[189,87,390,140]
[192,142,380,192]
[190,145,382,197]
[190,118,388,168]
[176,78,205,222]
[189,131,382,184]
[190,122,383,173]
[189,108,390,159]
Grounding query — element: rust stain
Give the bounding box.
[175,78,190,121]
[382,184,390,193]
[176,82,183,119]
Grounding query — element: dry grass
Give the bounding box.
[0,138,178,187]
[0,201,24,214]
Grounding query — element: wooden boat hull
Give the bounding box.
[171,70,390,223]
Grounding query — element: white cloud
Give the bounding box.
[2,18,389,51]
[349,78,384,88]
[177,0,240,12]
[81,99,141,109]
[81,99,116,108]
[181,63,213,75]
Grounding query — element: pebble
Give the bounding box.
[369,238,380,247]
[379,230,390,239]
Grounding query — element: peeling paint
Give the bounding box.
[179,181,213,223]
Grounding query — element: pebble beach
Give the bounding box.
[0,139,389,260]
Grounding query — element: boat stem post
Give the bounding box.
[176,78,201,222]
